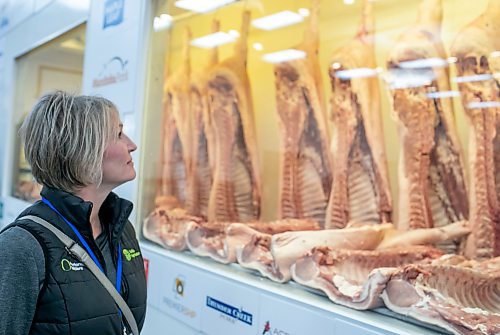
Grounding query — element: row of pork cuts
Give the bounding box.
[145,0,500,334]
[143,210,498,335]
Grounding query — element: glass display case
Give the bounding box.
[11,25,86,202]
[139,0,498,334]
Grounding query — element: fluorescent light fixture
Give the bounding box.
[335,67,378,79]
[466,101,500,109]
[228,29,240,38]
[491,51,500,58]
[426,91,460,99]
[153,14,172,31]
[344,0,355,4]
[454,74,493,83]
[399,57,448,69]
[298,8,310,17]
[262,49,306,63]
[332,62,342,70]
[253,42,263,51]
[60,38,85,51]
[175,0,236,13]
[191,32,237,49]
[385,68,435,89]
[447,56,457,64]
[252,11,303,31]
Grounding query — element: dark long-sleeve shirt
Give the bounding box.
[0,226,116,335]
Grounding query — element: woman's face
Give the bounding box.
[101,115,137,189]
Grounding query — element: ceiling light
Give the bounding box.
[153,14,172,31]
[228,29,240,38]
[447,56,457,64]
[385,68,435,89]
[332,62,342,70]
[344,0,355,4]
[252,11,303,31]
[398,57,448,69]
[262,49,306,63]
[298,8,310,17]
[253,42,263,51]
[335,68,378,79]
[426,91,460,99]
[454,74,493,83]
[191,32,237,49]
[491,51,500,58]
[466,101,500,109]
[60,39,85,51]
[175,0,236,13]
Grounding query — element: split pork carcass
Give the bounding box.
[274,0,332,228]
[290,246,443,310]
[159,28,192,207]
[142,200,203,251]
[186,20,219,219]
[387,0,469,251]
[206,11,261,223]
[326,0,392,229]
[381,256,500,335]
[186,219,319,264]
[451,0,500,259]
[238,221,469,283]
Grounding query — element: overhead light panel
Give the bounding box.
[253,42,263,51]
[399,57,448,69]
[491,51,500,58]
[298,8,310,17]
[153,14,172,31]
[252,11,304,31]
[262,49,306,63]
[175,0,236,13]
[466,101,500,109]
[426,91,460,99]
[385,68,435,89]
[191,31,237,49]
[335,68,378,79]
[454,74,493,83]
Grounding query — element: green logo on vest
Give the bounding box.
[61,258,84,271]
[123,248,141,261]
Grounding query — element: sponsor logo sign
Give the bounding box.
[103,0,124,29]
[206,296,253,326]
[161,275,197,318]
[92,56,129,88]
[261,321,291,335]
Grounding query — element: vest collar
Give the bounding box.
[40,186,133,243]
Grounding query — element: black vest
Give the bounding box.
[5,187,147,335]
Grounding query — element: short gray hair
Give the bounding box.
[20,91,119,193]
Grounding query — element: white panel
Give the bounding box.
[259,294,335,335]
[34,0,52,12]
[0,0,35,35]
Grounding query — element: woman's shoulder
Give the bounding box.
[0,226,45,269]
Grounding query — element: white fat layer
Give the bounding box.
[333,275,362,297]
[461,307,490,316]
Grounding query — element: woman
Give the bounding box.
[0,91,147,335]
